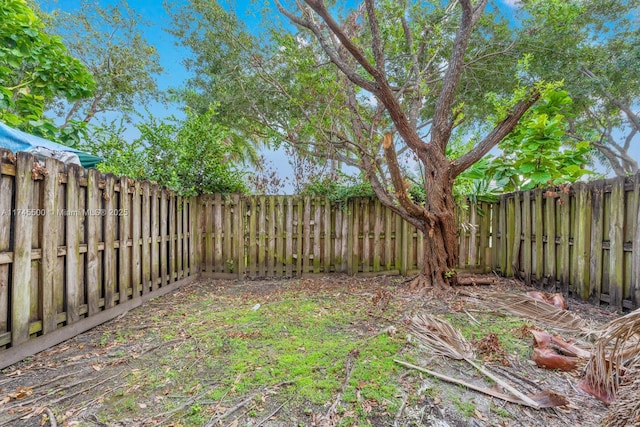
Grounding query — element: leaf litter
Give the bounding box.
[0,274,631,426]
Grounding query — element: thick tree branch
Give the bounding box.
[382,133,428,220]
[431,0,487,152]
[451,90,540,177]
[292,0,425,155]
[364,0,385,75]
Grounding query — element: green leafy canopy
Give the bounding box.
[0,0,95,140]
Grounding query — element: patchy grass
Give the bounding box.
[0,276,614,427]
[94,281,407,426]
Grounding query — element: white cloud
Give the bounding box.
[501,0,522,7]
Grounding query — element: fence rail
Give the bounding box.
[1,148,638,369]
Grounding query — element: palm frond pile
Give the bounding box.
[578,308,640,404]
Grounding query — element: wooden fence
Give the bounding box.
[199,195,492,279]
[0,150,198,368]
[491,175,640,310]
[2,149,639,369]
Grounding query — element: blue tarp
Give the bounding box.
[0,121,102,168]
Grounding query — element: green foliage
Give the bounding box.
[83,107,248,196]
[487,90,594,192]
[450,90,594,199]
[0,0,94,141]
[36,0,164,125]
[299,173,375,202]
[515,0,640,175]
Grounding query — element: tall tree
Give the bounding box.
[0,0,94,140]
[34,0,164,128]
[275,0,545,287]
[172,0,547,287]
[516,0,640,176]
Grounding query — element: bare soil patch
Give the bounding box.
[0,275,622,426]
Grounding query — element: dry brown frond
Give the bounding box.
[579,308,640,404]
[486,293,585,333]
[406,312,544,409]
[408,313,475,360]
[602,367,640,427]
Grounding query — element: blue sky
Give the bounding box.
[39,0,627,190]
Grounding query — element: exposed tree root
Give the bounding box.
[204,381,292,427]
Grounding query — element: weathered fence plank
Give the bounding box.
[590,181,605,303]
[176,196,184,280]
[608,179,625,308]
[41,158,59,334]
[160,189,168,285]
[131,181,142,297]
[65,165,81,324]
[103,174,116,308]
[150,184,159,291]
[86,168,101,316]
[558,189,570,295]
[119,177,131,302]
[522,191,532,285]
[573,183,591,300]
[534,190,544,281]
[12,153,35,345]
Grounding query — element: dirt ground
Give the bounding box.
[0,275,624,427]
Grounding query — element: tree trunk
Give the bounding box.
[410,160,459,289]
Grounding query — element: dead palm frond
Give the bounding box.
[407,313,541,408]
[579,308,640,403]
[408,313,474,360]
[486,292,587,333]
[602,366,640,427]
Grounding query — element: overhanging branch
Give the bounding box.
[451,90,540,177]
